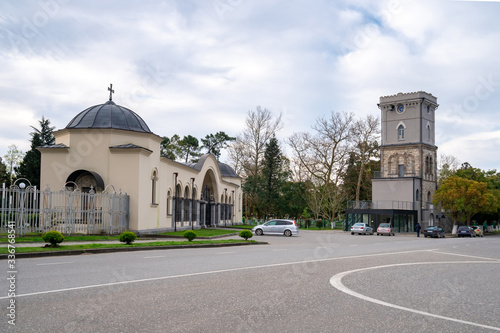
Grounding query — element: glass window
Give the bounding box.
[398,125,405,140]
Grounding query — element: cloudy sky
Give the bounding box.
[1,0,499,171]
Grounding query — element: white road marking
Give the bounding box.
[431,250,498,261]
[0,249,438,300]
[329,261,500,331]
[36,262,74,266]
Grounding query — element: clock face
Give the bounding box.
[396,104,405,114]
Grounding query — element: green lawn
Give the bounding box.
[0,239,256,254]
[158,229,238,237]
[222,225,255,230]
[0,235,121,243]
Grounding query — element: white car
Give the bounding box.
[350,223,374,235]
[252,219,299,237]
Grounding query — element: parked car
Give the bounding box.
[471,226,483,237]
[376,223,395,236]
[423,226,445,238]
[350,223,374,235]
[457,225,476,238]
[252,219,298,237]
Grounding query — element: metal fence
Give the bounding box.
[1,181,129,235]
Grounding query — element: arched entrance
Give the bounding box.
[66,169,105,192]
[200,170,218,227]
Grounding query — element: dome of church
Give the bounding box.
[65,100,152,133]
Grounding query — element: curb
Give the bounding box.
[0,241,268,260]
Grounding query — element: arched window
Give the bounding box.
[398,125,405,141]
[151,170,158,205]
[427,191,432,203]
[167,190,171,216]
[416,189,420,201]
[427,124,431,141]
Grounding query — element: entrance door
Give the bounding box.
[206,202,212,226]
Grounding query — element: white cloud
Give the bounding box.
[0,0,499,172]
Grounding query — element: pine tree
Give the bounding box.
[16,117,55,187]
[0,158,9,185]
[260,136,289,217]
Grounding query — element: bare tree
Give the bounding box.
[438,153,461,185]
[288,111,355,219]
[232,106,282,178]
[351,114,380,203]
[3,145,23,184]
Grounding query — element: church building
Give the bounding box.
[346,91,440,232]
[38,87,242,233]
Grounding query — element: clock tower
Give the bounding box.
[374,91,439,226]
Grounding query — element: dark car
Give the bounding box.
[423,226,445,238]
[457,225,476,238]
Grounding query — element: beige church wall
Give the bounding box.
[108,150,143,231]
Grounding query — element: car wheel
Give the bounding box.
[424,235,427,238]
[351,232,354,235]
[255,229,263,236]
[284,230,292,237]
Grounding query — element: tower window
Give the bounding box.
[398,125,405,141]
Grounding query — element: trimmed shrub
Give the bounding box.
[239,230,253,241]
[119,231,137,245]
[183,230,197,242]
[316,220,324,229]
[42,230,64,247]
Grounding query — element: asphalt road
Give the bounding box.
[1,230,499,333]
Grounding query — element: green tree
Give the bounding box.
[433,175,494,226]
[160,134,180,160]
[260,136,289,217]
[0,157,9,185]
[177,135,201,163]
[201,131,235,160]
[452,164,500,223]
[278,181,307,219]
[17,117,55,186]
[3,144,23,184]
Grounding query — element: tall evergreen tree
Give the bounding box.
[260,136,289,217]
[0,157,9,185]
[177,135,201,163]
[160,134,180,160]
[201,131,235,160]
[16,116,55,187]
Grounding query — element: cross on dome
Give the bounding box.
[108,83,114,101]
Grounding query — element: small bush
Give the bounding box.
[239,230,253,241]
[183,230,197,242]
[316,220,324,229]
[42,230,64,247]
[119,231,137,245]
